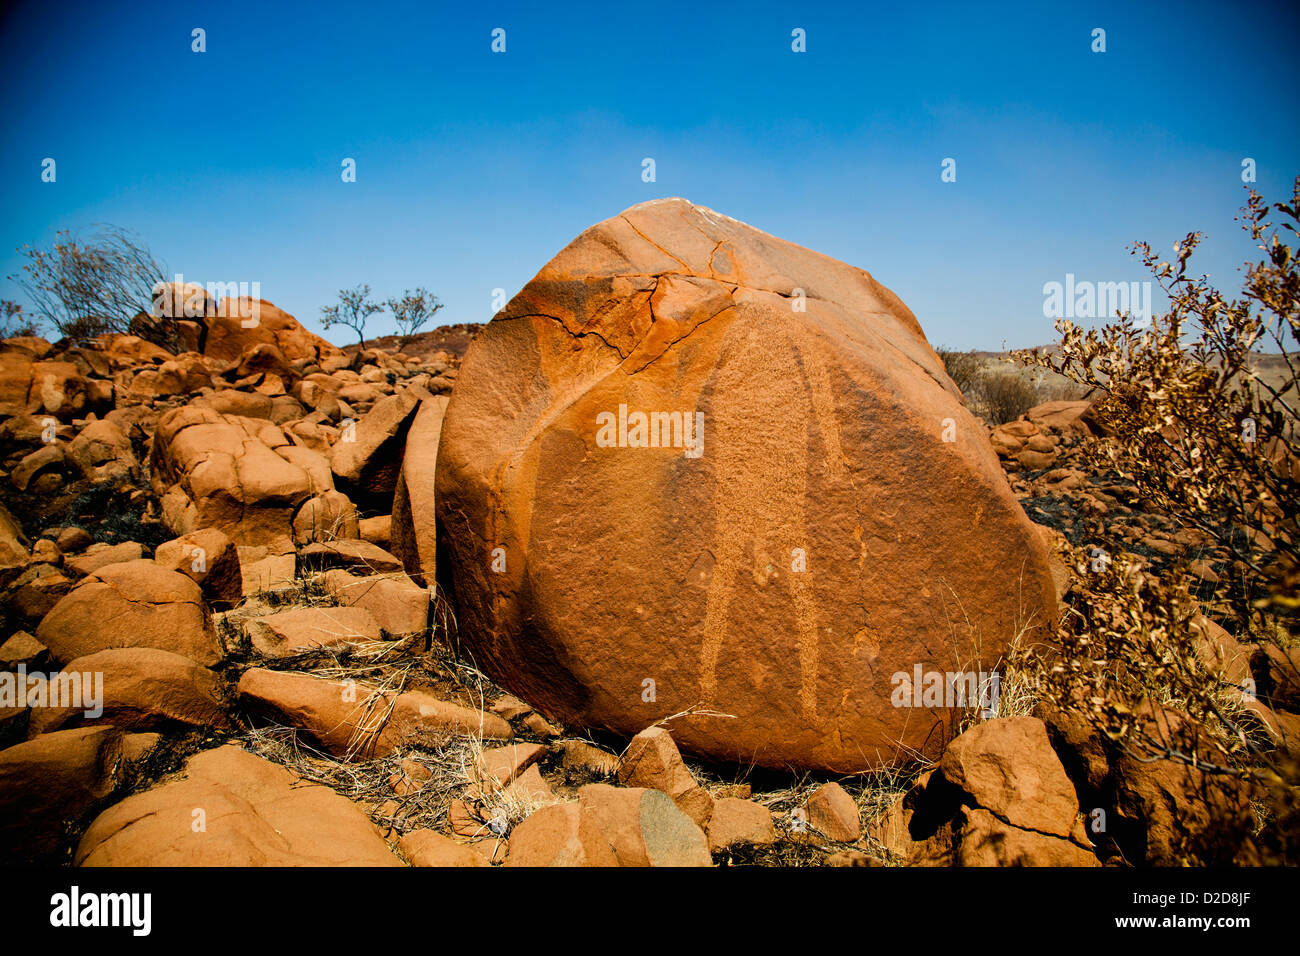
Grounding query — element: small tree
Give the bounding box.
[0,299,40,338]
[385,287,442,348]
[8,226,167,340]
[321,284,383,350]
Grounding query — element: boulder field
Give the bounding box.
[0,204,1284,867]
[435,198,1058,772]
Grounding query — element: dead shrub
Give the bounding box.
[1015,178,1300,863]
[978,371,1039,424]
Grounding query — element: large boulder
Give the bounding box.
[151,406,333,552]
[0,338,41,416]
[201,298,342,364]
[25,647,231,737]
[35,559,220,665]
[328,384,429,508]
[75,744,402,866]
[505,784,711,867]
[435,198,1057,771]
[0,726,124,864]
[391,393,450,585]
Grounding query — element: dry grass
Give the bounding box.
[242,721,482,835]
[236,630,550,841]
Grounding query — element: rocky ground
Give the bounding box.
[0,275,1295,866]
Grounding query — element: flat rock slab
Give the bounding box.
[298,539,405,575]
[35,559,220,666]
[238,668,512,759]
[75,744,402,866]
[26,647,232,737]
[245,605,382,656]
[505,784,711,868]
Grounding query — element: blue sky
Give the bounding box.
[1,0,1297,349]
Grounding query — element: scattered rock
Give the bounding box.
[388,758,432,796]
[151,406,325,552]
[238,548,296,596]
[201,298,343,365]
[328,385,427,506]
[0,501,28,568]
[955,807,1099,867]
[64,541,145,578]
[358,515,391,549]
[506,764,556,804]
[318,568,428,637]
[617,725,714,828]
[237,668,389,759]
[238,668,511,759]
[399,829,487,867]
[390,393,449,585]
[490,694,533,721]
[939,717,1078,837]
[36,559,219,666]
[506,783,712,868]
[244,605,382,657]
[558,738,621,777]
[383,689,513,746]
[66,420,137,484]
[154,528,243,608]
[706,797,777,852]
[576,784,712,867]
[0,631,46,668]
[54,526,93,553]
[298,539,404,575]
[1026,400,1094,435]
[26,647,231,737]
[11,444,65,492]
[1252,643,1300,713]
[522,712,563,739]
[291,490,359,545]
[480,742,550,787]
[504,803,586,867]
[805,782,861,842]
[0,726,123,864]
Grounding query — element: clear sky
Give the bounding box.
[1,0,1297,349]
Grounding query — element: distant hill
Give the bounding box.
[340,322,485,360]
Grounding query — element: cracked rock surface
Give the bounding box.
[436,197,1058,772]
